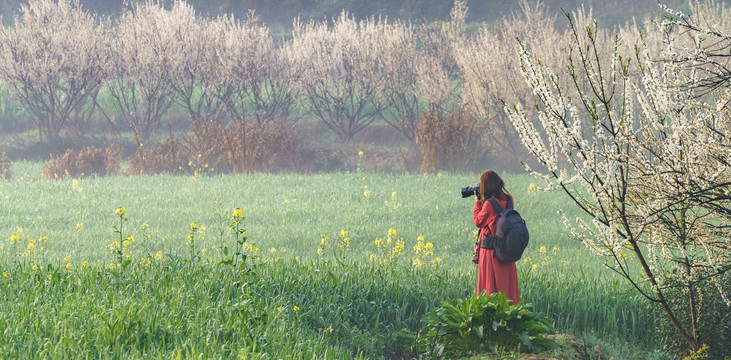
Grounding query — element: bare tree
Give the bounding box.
[504,12,730,355]
[0,0,106,142]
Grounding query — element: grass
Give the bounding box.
[0,163,667,358]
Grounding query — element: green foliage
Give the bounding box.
[654,277,731,360]
[418,291,557,357]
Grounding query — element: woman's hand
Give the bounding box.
[472,243,479,264]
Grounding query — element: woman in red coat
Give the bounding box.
[473,170,520,303]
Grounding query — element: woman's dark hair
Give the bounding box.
[479,170,509,201]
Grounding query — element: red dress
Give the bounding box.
[473,194,520,304]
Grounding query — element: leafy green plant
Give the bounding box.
[221,207,248,268]
[418,291,557,357]
[109,206,133,270]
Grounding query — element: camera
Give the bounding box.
[461,185,479,198]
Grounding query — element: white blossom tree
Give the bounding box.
[288,12,391,142]
[414,1,466,114]
[169,9,229,131]
[455,0,570,169]
[503,11,730,355]
[0,0,107,142]
[208,13,296,126]
[375,19,422,141]
[103,1,185,141]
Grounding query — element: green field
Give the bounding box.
[0,163,666,359]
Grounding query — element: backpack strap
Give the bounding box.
[487,196,512,211]
[480,236,497,249]
[487,197,502,212]
[481,196,512,244]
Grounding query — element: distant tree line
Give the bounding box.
[0,0,722,170]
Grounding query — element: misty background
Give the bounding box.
[0,0,726,176]
[0,0,700,29]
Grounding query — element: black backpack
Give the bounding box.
[479,197,529,262]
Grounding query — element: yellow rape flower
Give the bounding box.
[293,306,300,313]
[413,235,425,254]
[231,208,245,223]
[424,241,434,256]
[123,235,134,248]
[116,207,126,217]
[539,246,547,255]
[155,251,163,260]
[528,183,537,194]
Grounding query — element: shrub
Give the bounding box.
[415,106,489,174]
[218,121,299,173]
[125,121,300,175]
[654,278,731,360]
[42,144,122,179]
[418,291,557,357]
[125,136,187,176]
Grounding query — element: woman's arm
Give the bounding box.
[473,200,493,228]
